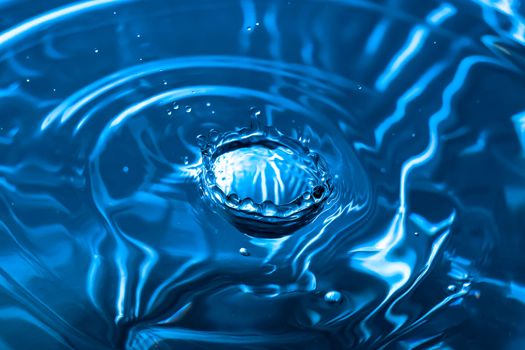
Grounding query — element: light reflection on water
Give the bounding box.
[0,0,524,349]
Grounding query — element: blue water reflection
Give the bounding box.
[0,0,524,349]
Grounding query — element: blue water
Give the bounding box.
[0,0,525,349]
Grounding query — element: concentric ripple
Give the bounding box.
[0,0,525,349]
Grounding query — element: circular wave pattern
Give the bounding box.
[0,0,524,349]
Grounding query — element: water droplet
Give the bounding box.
[185,106,192,113]
[94,48,99,53]
[136,34,141,38]
[255,22,260,26]
[183,156,189,165]
[247,26,252,31]
[239,248,250,256]
[167,110,172,116]
[163,81,168,86]
[26,79,30,83]
[414,231,419,236]
[447,284,457,293]
[324,291,342,304]
[250,107,262,117]
[173,103,180,110]
[199,112,333,237]
[206,102,212,107]
[249,107,263,130]
[122,166,129,173]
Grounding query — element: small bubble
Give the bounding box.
[414,231,419,236]
[411,133,416,137]
[136,34,141,38]
[26,79,30,83]
[163,81,168,86]
[113,11,117,15]
[302,192,311,200]
[185,106,192,113]
[247,26,252,31]
[122,166,129,173]
[357,85,363,90]
[324,291,342,304]
[173,103,180,110]
[206,102,211,107]
[94,48,99,53]
[167,110,172,116]
[447,284,457,293]
[52,88,56,92]
[211,110,216,115]
[255,22,260,26]
[239,247,250,256]
[183,156,189,165]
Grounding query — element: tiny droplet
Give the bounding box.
[324,291,342,304]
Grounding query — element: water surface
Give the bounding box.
[0,0,525,349]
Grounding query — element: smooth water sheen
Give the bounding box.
[0,0,525,349]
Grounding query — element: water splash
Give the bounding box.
[1,0,525,349]
[199,109,333,237]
